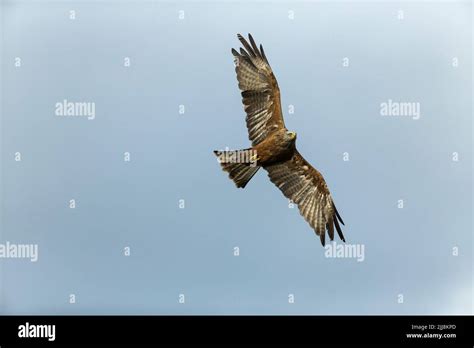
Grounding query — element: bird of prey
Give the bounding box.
[213,34,345,246]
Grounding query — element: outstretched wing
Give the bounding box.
[265,151,345,246]
[232,34,286,146]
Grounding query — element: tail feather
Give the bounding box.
[214,149,260,188]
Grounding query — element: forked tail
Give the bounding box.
[213,149,260,188]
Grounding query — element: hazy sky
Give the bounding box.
[0,0,472,314]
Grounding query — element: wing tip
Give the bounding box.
[333,203,345,226]
[333,214,346,243]
[320,229,326,246]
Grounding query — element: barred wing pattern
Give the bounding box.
[266,151,345,246]
[231,34,286,146]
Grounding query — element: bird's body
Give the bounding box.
[214,34,346,246]
[252,129,296,166]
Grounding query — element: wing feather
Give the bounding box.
[266,151,345,246]
[232,34,285,145]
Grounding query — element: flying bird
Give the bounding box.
[214,34,345,246]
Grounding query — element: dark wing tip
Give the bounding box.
[333,203,345,226]
[327,222,335,241]
[333,216,346,242]
[231,48,239,56]
[248,34,263,59]
[259,44,266,58]
[237,33,256,58]
[239,47,250,59]
[319,229,326,246]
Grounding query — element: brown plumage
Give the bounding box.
[214,34,346,246]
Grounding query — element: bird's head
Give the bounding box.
[286,131,297,141]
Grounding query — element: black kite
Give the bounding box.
[214,34,345,246]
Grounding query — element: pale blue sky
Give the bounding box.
[0,0,472,314]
